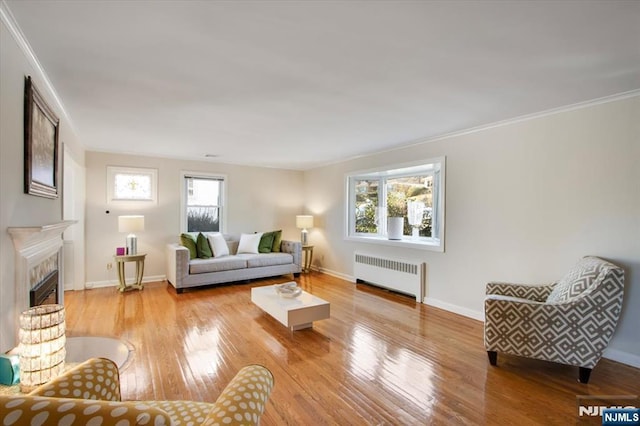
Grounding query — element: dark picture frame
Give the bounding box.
[24,76,59,199]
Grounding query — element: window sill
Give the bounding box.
[345,235,444,252]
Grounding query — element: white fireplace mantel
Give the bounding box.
[8,220,77,254]
[7,220,77,322]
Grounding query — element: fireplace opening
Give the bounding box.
[30,270,59,307]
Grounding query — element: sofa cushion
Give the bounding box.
[180,233,198,260]
[258,232,276,253]
[238,233,263,254]
[207,233,230,257]
[196,232,212,258]
[241,253,294,268]
[271,230,283,252]
[189,257,248,274]
[546,256,604,303]
[227,240,239,255]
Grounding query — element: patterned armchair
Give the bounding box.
[484,256,624,383]
[1,357,274,425]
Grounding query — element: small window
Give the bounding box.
[107,166,157,204]
[346,157,445,251]
[181,173,226,232]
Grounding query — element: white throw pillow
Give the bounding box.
[237,232,263,254]
[207,233,229,257]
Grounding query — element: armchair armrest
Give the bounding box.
[485,281,556,302]
[205,364,275,425]
[0,395,172,424]
[29,357,121,401]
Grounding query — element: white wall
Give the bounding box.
[63,144,86,291]
[0,16,85,352]
[84,152,304,286]
[304,95,640,366]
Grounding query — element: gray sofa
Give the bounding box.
[166,234,302,293]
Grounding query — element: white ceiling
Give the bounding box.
[5,1,640,170]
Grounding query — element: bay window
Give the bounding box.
[346,157,445,251]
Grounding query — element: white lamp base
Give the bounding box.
[126,234,137,255]
[301,229,308,246]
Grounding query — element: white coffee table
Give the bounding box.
[251,283,330,331]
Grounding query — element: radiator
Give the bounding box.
[353,252,426,302]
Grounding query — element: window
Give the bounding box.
[107,166,157,204]
[181,173,226,232]
[346,157,445,251]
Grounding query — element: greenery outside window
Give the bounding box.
[181,172,226,232]
[346,157,445,251]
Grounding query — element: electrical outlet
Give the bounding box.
[107,262,113,270]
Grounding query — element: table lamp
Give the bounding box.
[118,215,145,255]
[18,304,66,392]
[296,215,314,246]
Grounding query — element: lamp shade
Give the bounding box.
[18,304,66,392]
[118,215,145,233]
[296,215,314,229]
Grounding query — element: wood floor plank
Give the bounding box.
[63,273,640,425]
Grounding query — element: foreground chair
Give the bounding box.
[484,256,624,383]
[1,357,274,425]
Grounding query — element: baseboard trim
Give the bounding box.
[85,275,166,290]
[603,347,640,369]
[423,297,485,321]
[313,267,354,282]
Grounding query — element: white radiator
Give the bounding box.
[353,252,426,302]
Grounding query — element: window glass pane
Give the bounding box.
[386,175,433,237]
[186,177,221,232]
[354,179,379,233]
[114,173,152,200]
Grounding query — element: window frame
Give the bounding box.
[180,171,227,233]
[106,166,158,205]
[345,157,445,252]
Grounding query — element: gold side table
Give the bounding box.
[302,245,314,273]
[113,253,146,292]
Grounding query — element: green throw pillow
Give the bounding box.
[180,233,198,259]
[258,231,275,253]
[196,232,212,259]
[271,230,283,252]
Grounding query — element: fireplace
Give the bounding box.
[30,270,59,306]
[7,221,76,347]
[27,251,60,307]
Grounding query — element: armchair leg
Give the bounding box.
[578,367,592,384]
[487,351,497,366]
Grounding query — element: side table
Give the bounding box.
[301,245,314,273]
[113,253,146,292]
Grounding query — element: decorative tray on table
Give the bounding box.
[275,282,302,298]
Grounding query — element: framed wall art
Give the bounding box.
[24,76,60,199]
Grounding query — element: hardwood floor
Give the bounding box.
[64,273,640,425]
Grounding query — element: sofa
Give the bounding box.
[166,232,302,293]
[484,256,624,383]
[0,357,274,425]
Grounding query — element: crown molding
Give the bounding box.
[311,89,640,171]
[1,0,75,132]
